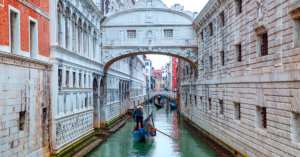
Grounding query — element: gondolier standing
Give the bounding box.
[133,106,144,130]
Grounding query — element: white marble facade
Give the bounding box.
[49,0,146,153]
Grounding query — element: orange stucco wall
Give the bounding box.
[0,0,50,57]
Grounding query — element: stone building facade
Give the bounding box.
[0,0,51,157]
[180,0,300,156]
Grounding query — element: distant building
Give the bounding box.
[171,57,178,92]
[145,59,152,93]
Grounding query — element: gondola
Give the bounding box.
[133,111,156,142]
[170,102,177,109]
[154,102,164,108]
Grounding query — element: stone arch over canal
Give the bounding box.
[101,0,199,70]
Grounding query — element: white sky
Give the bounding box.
[146,0,209,69]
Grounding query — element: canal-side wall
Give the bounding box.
[180,0,300,157]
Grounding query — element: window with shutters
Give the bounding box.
[236,0,242,15]
[234,102,241,120]
[209,23,213,36]
[256,106,267,129]
[291,113,300,142]
[236,44,242,62]
[220,51,225,66]
[219,100,224,115]
[9,7,20,53]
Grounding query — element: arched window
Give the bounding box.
[78,19,82,53]
[65,7,70,49]
[72,13,77,52]
[57,1,64,45]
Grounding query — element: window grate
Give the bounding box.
[164,29,173,38]
[261,33,268,56]
[237,44,242,62]
[127,30,136,38]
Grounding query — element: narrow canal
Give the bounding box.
[87,103,219,157]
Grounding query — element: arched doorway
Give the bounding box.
[93,78,99,128]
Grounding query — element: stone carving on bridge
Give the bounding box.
[55,111,93,149]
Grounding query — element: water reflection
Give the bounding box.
[87,103,219,157]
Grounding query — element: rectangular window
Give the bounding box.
[209,23,213,36]
[236,0,242,14]
[185,94,188,106]
[19,111,26,130]
[234,102,241,120]
[84,74,86,87]
[256,106,267,129]
[200,31,204,41]
[10,8,20,53]
[73,72,76,87]
[58,69,62,88]
[291,113,300,142]
[127,30,136,38]
[66,70,69,87]
[208,98,212,111]
[29,20,38,58]
[85,96,88,107]
[236,44,242,62]
[209,56,213,69]
[220,11,225,26]
[260,33,268,56]
[219,100,224,115]
[79,73,82,88]
[194,96,197,106]
[164,29,173,38]
[221,51,225,66]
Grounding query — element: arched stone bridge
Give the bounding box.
[101,0,198,70]
[149,91,176,100]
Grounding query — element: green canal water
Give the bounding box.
[87,103,219,157]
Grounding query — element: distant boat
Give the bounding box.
[154,102,164,108]
[133,112,156,142]
[170,102,177,109]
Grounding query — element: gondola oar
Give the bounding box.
[156,129,177,140]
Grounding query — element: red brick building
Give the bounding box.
[0,1,51,156]
[172,57,178,92]
[0,0,50,57]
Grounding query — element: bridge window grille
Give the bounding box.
[236,44,242,62]
[256,106,267,129]
[219,100,224,115]
[260,33,268,56]
[234,102,241,120]
[66,70,69,87]
[291,113,300,142]
[58,69,62,88]
[209,23,213,36]
[127,30,136,38]
[164,29,173,38]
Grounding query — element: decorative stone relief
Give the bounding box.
[55,111,93,148]
[256,0,266,21]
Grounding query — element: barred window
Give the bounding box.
[221,51,225,66]
[127,30,136,38]
[209,23,213,36]
[164,29,173,38]
[236,44,242,62]
[260,33,268,56]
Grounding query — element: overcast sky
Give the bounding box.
[146,0,209,69]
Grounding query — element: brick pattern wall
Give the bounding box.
[181,0,300,156]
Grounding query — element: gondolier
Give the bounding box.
[133,106,144,130]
